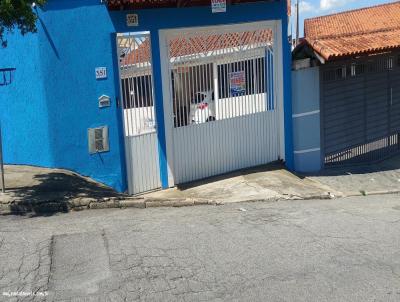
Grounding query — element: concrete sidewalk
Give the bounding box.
[1,155,400,215]
[0,163,333,215]
[307,154,400,197]
[143,163,333,202]
[0,165,121,214]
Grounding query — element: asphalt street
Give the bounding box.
[1,194,400,302]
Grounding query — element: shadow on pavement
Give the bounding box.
[301,153,400,196]
[303,153,400,177]
[2,167,121,217]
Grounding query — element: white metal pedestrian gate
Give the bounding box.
[117,32,161,195]
[161,22,284,184]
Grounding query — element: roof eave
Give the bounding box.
[324,46,400,62]
[304,37,400,63]
[303,39,330,62]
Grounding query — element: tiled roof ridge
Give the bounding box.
[301,1,400,61]
[307,25,400,41]
[304,0,400,24]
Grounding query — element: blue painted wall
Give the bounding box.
[0,0,292,192]
[292,66,322,172]
[0,31,53,167]
[0,0,127,191]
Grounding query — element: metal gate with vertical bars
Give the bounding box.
[162,22,283,184]
[117,32,161,194]
[321,52,400,166]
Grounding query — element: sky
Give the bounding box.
[291,0,398,37]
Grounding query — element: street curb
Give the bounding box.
[303,176,400,199]
[0,192,338,215]
[341,189,400,197]
[2,188,398,215]
[6,187,399,215]
[302,177,344,198]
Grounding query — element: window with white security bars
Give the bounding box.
[117,33,156,137]
[167,28,275,128]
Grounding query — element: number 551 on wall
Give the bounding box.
[95,67,107,80]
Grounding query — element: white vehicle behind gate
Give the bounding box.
[188,89,268,124]
[189,90,216,124]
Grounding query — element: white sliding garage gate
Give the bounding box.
[117,32,161,195]
[161,21,285,185]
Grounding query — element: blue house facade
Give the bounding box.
[0,0,293,193]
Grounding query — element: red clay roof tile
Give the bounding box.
[304,1,400,61]
[121,30,273,66]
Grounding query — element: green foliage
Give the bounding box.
[0,0,46,47]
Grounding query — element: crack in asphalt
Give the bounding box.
[0,195,400,301]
